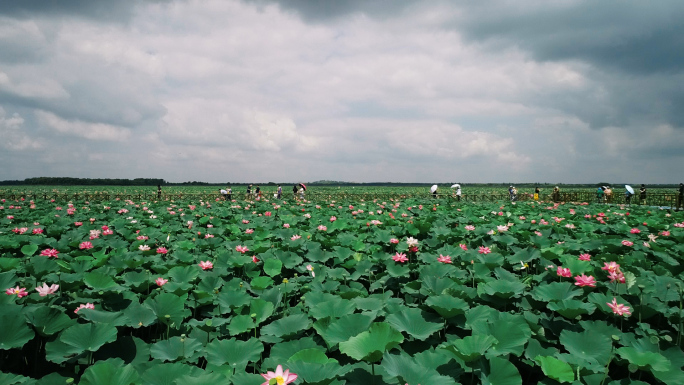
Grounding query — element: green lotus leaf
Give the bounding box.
[547,299,596,319]
[442,334,498,362]
[385,260,410,277]
[385,308,443,341]
[150,336,203,362]
[530,281,581,302]
[0,372,33,385]
[205,337,264,370]
[381,351,458,385]
[472,315,531,357]
[196,275,224,293]
[167,265,199,284]
[141,362,204,385]
[263,258,283,277]
[480,279,526,299]
[227,314,255,336]
[250,276,273,290]
[286,360,350,383]
[59,322,118,354]
[314,313,375,347]
[305,292,356,320]
[123,302,157,328]
[249,298,274,325]
[80,309,127,326]
[288,348,334,364]
[177,372,228,385]
[483,356,522,385]
[616,347,671,372]
[560,329,612,367]
[261,314,311,338]
[652,347,684,385]
[217,288,251,312]
[79,359,140,385]
[21,244,38,256]
[144,292,189,326]
[83,272,119,291]
[227,372,265,385]
[426,294,469,318]
[535,356,574,383]
[0,315,34,350]
[45,339,82,364]
[339,322,403,363]
[25,307,76,336]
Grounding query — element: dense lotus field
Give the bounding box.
[1,196,684,385]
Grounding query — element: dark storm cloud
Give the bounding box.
[458,1,684,75]
[453,1,684,129]
[0,0,173,22]
[248,0,417,22]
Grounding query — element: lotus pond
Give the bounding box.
[1,196,684,385]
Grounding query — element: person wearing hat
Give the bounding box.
[552,186,560,202]
[534,186,540,201]
[639,184,647,205]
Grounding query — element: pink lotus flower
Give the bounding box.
[459,243,468,251]
[519,216,526,220]
[630,228,641,234]
[137,235,149,240]
[556,267,572,278]
[260,364,298,385]
[330,216,337,222]
[245,229,254,234]
[139,245,151,251]
[155,278,168,286]
[40,248,60,258]
[74,303,95,313]
[306,264,315,277]
[389,238,399,244]
[283,223,290,228]
[236,245,249,253]
[35,283,59,296]
[156,247,168,254]
[199,261,213,270]
[606,298,631,316]
[660,230,670,236]
[317,225,327,231]
[5,286,28,298]
[534,231,543,236]
[608,271,626,283]
[497,225,509,232]
[578,253,591,261]
[621,240,634,247]
[79,241,93,250]
[574,274,596,287]
[602,262,620,273]
[32,228,44,234]
[478,246,491,254]
[464,225,475,231]
[74,222,83,226]
[392,252,409,263]
[242,219,250,224]
[437,255,452,264]
[264,212,272,216]
[291,235,301,241]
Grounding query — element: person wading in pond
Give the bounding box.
[678,183,684,211]
[604,186,613,203]
[277,185,282,199]
[293,184,298,200]
[596,186,604,203]
[552,186,560,202]
[246,184,252,200]
[534,186,540,201]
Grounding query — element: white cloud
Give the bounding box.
[0,108,42,150]
[36,110,131,141]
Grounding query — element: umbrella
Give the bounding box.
[430,185,438,193]
[299,183,307,191]
[450,184,460,189]
[625,185,634,194]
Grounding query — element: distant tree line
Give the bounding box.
[0,177,679,188]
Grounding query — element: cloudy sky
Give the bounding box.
[1,0,683,184]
